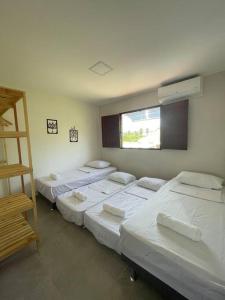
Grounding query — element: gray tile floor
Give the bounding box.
[0,196,163,300]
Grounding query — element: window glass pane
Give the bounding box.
[121,107,160,149]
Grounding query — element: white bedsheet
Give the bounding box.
[78,166,98,173]
[125,185,155,199]
[90,180,125,195]
[171,182,224,203]
[36,166,116,202]
[56,179,129,226]
[120,179,225,300]
[84,184,156,253]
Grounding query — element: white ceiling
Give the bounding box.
[0,0,225,104]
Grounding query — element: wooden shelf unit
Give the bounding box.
[0,86,38,261]
[0,215,37,261]
[0,193,33,219]
[0,164,31,179]
[0,87,23,116]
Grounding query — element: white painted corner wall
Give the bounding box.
[27,91,101,176]
[0,90,101,196]
[100,71,225,180]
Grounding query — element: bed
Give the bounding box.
[36,166,116,203]
[56,175,134,226]
[120,178,225,300]
[84,182,158,253]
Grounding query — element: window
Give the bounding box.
[121,106,160,149]
[101,100,188,150]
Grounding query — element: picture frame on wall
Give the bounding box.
[47,119,58,134]
[69,126,78,142]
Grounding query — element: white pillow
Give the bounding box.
[108,172,136,185]
[137,177,167,191]
[85,160,111,169]
[176,171,224,190]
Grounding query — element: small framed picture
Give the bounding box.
[69,127,78,142]
[47,119,58,134]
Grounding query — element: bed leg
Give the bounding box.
[51,203,56,210]
[129,267,137,282]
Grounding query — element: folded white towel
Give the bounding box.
[50,173,61,180]
[156,212,202,242]
[72,191,87,201]
[103,203,126,218]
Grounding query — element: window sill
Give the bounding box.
[120,147,161,150]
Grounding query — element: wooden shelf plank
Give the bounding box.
[0,214,37,261]
[0,193,33,219]
[0,87,23,99]
[0,103,13,110]
[0,131,27,138]
[0,164,31,179]
[0,105,13,117]
[0,87,24,116]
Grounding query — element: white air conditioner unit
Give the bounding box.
[158,76,203,104]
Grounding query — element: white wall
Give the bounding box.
[100,71,225,180]
[1,90,101,195]
[27,91,101,176]
[1,70,225,196]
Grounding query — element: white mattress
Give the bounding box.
[84,183,156,253]
[120,179,225,300]
[56,178,130,226]
[36,166,116,202]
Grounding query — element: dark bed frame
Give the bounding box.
[121,254,187,300]
[36,192,57,210]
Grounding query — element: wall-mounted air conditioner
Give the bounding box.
[158,76,203,104]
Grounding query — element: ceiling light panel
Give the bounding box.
[89,61,113,76]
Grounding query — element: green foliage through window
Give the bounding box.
[122,132,144,142]
[121,106,160,149]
